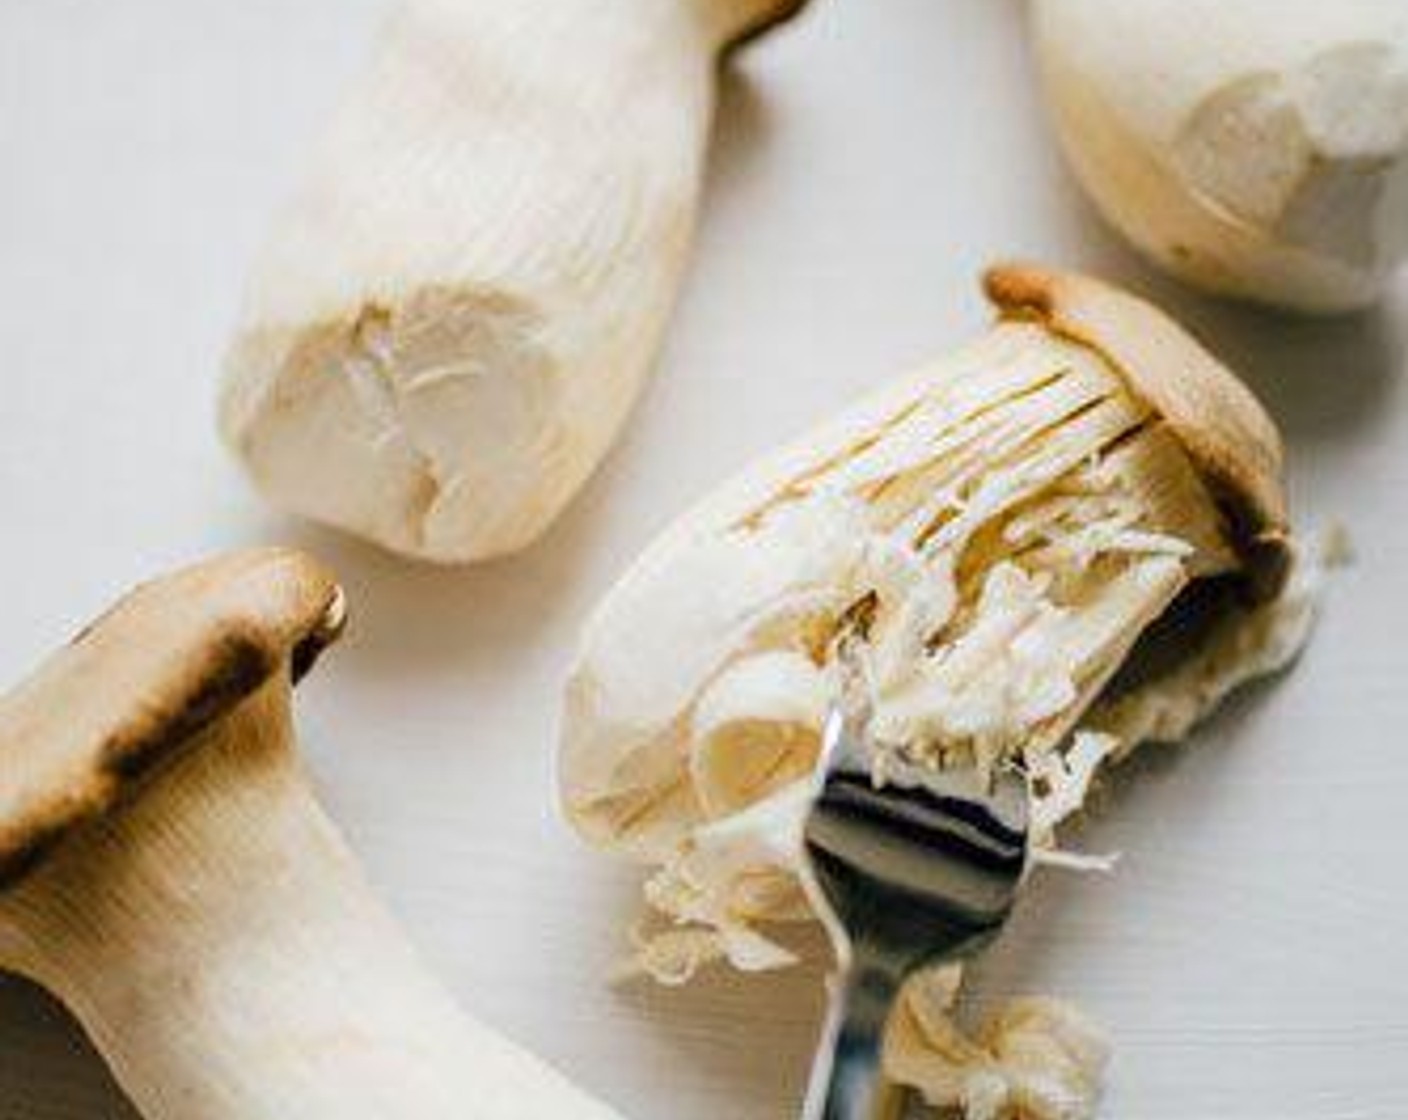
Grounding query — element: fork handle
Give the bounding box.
[802,959,904,1120]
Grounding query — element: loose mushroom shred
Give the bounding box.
[565,324,1314,1119]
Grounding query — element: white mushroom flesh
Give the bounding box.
[221,0,802,561]
[1032,0,1408,312]
[561,322,1313,1117]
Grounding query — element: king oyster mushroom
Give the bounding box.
[1031,0,1408,313]
[559,265,1316,1117]
[0,549,625,1120]
[220,0,808,563]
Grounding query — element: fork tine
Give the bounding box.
[799,703,1031,1119]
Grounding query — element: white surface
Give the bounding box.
[0,1,1404,1117]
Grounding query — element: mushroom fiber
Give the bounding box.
[0,550,625,1120]
[220,0,806,563]
[1031,0,1408,313]
[560,265,1314,1118]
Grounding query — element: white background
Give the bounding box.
[1,1,1405,1117]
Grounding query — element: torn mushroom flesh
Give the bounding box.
[559,265,1310,1118]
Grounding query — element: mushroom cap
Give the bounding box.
[983,263,1291,595]
[723,0,811,53]
[0,548,344,887]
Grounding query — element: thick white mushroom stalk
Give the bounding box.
[220,0,804,562]
[0,685,624,1119]
[0,549,629,1120]
[560,270,1313,1118]
[1032,0,1408,313]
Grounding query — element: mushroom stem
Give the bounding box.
[220,0,809,562]
[0,679,619,1119]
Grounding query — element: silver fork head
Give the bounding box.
[804,704,1030,975]
[799,704,1030,1119]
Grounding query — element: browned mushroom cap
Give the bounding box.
[0,548,344,887]
[984,263,1291,596]
[723,0,810,52]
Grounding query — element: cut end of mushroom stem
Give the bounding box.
[220,0,810,564]
[1031,0,1408,312]
[0,550,624,1120]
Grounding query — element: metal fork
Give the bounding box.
[799,704,1030,1120]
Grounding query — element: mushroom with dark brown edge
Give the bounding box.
[558,264,1316,1117]
[0,548,625,1119]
